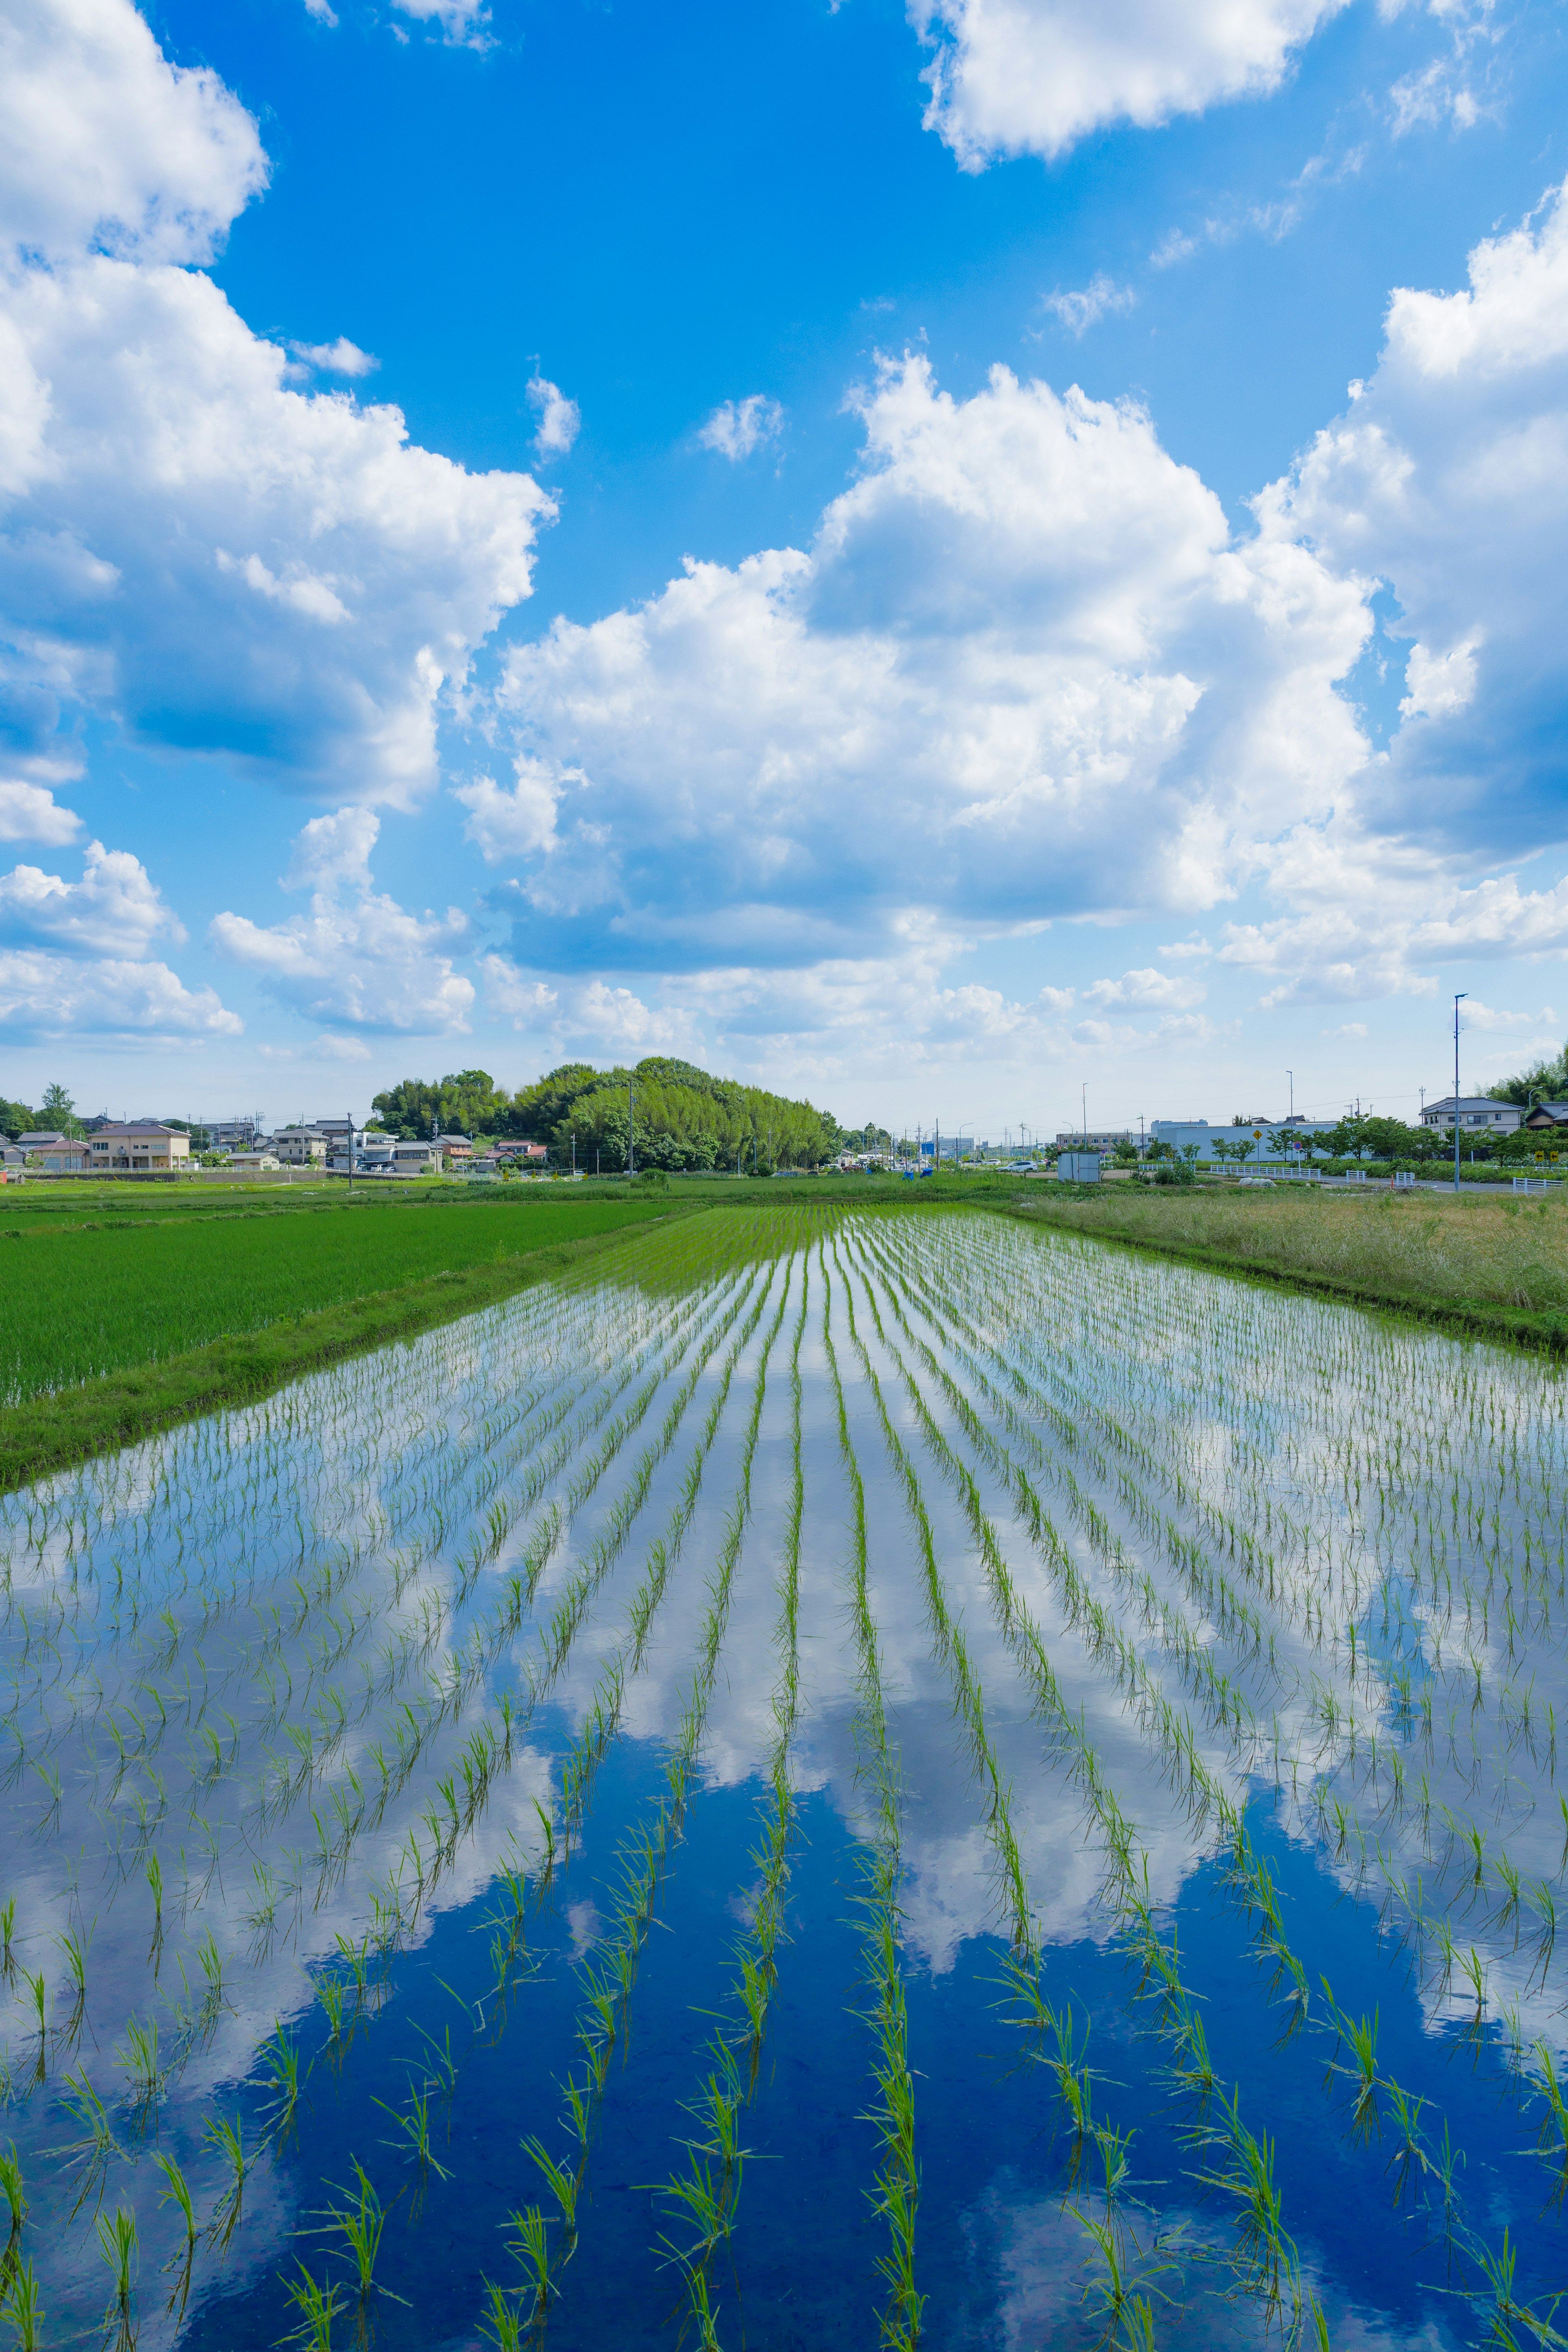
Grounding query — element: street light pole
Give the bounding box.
[1453,993,1466,1194]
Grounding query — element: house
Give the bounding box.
[494,1140,548,1163]
[434,1133,472,1167]
[1,1143,24,1179]
[16,1129,88,1173]
[392,1140,443,1175]
[1419,1097,1523,1135]
[270,1126,330,1166]
[227,1152,282,1172]
[1522,1100,1568,1130]
[87,1122,191,1173]
[206,1117,261,1151]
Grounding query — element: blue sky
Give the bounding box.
[2,0,1566,1134]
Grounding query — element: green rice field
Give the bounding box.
[0,1200,1562,2348]
[0,1192,673,1404]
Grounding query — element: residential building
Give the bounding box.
[16,1129,88,1173]
[1419,1097,1523,1135]
[392,1140,443,1175]
[435,1133,472,1167]
[494,1140,548,1163]
[270,1126,330,1166]
[87,1122,191,1172]
[1523,1100,1568,1129]
[227,1152,282,1172]
[205,1117,262,1151]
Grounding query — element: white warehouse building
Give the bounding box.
[1149,1118,1338,1164]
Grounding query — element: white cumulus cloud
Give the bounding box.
[211,808,475,1033]
[1042,274,1136,336]
[0,0,267,266]
[911,0,1349,167]
[0,837,182,956]
[1258,176,1568,871]
[287,336,378,377]
[699,396,784,461]
[494,355,1368,978]
[0,778,81,845]
[0,0,552,806]
[527,375,580,459]
[0,951,240,1039]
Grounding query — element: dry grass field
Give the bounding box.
[1007,1180,1568,1343]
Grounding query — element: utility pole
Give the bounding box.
[347,1108,353,1194]
[1082,1082,1087,1149]
[628,1065,636,1177]
[1287,1069,1294,1122]
[1453,993,1466,1194]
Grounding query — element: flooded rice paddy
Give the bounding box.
[0,1202,1565,2350]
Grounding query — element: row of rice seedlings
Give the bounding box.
[652,1262,811,2345]
[818,1255,924,2352]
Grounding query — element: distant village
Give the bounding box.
[4,1083,1567,1183]
[0,1113,553,1179]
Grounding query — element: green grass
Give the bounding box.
[0,1192,675,1405]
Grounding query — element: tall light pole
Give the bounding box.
[1287,1069,1294,1121]
[1452,993,1466,1194]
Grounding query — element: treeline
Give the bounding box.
[372,1060,850,1172]
[1489,1034,1568,1107]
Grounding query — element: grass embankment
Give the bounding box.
[1004,1182,1568,1353]
[0,1196,686,1492]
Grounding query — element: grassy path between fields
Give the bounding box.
[0,1210,694,1494]
[998,1185,1568,1356]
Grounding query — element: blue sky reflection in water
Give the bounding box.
[0,1205,1564,2345]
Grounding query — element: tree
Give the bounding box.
[1488,1036,1568,1107]
[39,1082,85,1137]
[0,1098,34,1140]
[372,1069,512,1140]
[1363,1115,1425,1164]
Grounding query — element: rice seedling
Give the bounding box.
[95,2206,136,2352]
[60,2067,117,2219]
[0,2147,24,2287]
[201,2115,250,2255]
[2,2257,42,2350]
[153,2152,198,2320]
[280,2261,341,2352]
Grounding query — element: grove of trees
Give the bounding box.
[372,1060,849,1172]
